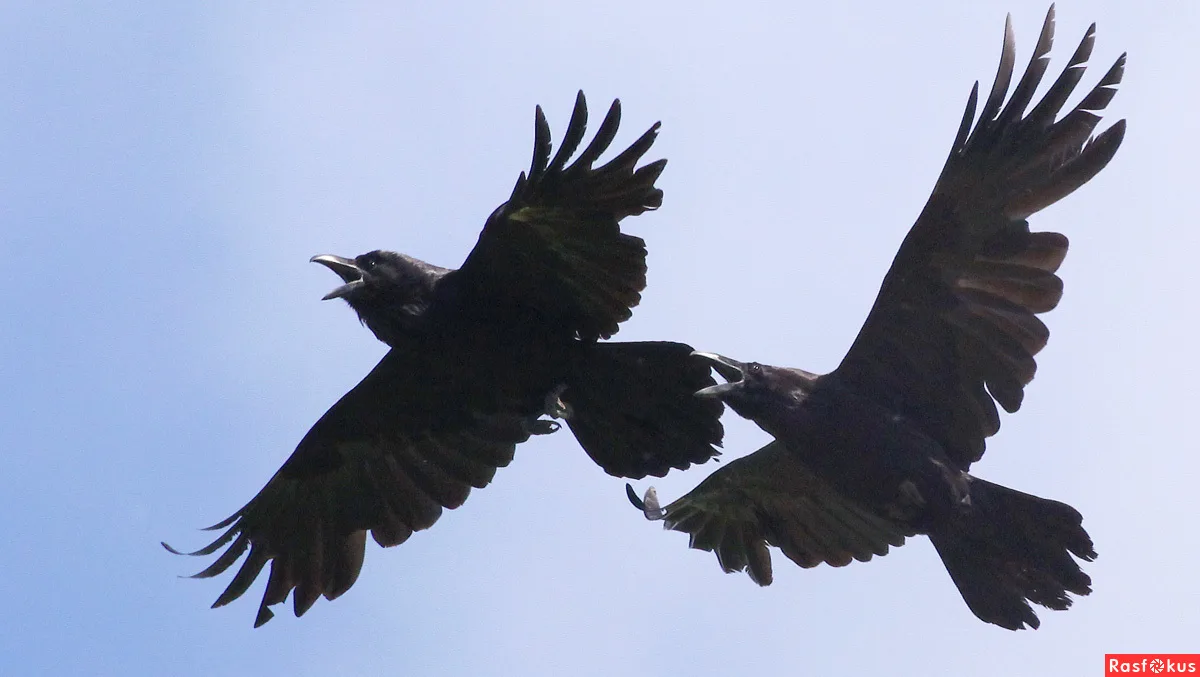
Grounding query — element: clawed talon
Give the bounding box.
[625,483,666,521]
[528,419,561,436]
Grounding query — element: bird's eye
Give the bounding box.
[749,364,763,376]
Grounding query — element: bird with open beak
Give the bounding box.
[627,7,1124,631]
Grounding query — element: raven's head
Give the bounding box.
[692,351,819,434]
[311,250,446,342]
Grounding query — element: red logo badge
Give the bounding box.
[1106,655,1199,674]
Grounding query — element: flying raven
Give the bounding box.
[627,8,1124,630]
[166,93,724,626]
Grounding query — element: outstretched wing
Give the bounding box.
[833,8,1125,469]
[165,345,540,627]
[630,441,907,585]
[449,91,665,342]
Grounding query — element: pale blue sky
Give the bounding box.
[2,2,1197,675]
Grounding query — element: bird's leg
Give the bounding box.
[899,480,926,508]
[543,383,573,419]
[518,385,574,436]
[944,465,973,509]
[885,479,928,521]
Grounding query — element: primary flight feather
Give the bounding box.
[629,6,1124,630]
[166,92,725,626]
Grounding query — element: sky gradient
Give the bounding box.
[2,2,1197,675]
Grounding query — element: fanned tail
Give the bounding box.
[930,477,1095,630]
[563,341,723,479]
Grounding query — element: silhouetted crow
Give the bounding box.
[166,93,723,626]
[627,8,1124,630]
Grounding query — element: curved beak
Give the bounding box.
[311,254,365,300]
[692,351,747,399]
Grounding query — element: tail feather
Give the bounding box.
[929,478,1094,630]
[562,341,723,479]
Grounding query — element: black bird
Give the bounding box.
[626,8,1124,630]
[166,92,724,627]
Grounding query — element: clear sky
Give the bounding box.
[2,1,1196,675]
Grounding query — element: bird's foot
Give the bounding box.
[941,463,973,510]
[526,418,561,436]
[899,480,926,507]
[543,384,573,420]
[625,484,666,521]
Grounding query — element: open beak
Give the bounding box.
[311,254,365,300]
[692,351,747,399]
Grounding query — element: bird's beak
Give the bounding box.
[692,351,747,398]
[311,254,365,300]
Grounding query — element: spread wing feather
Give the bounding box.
[833,7,1125,469]
[164,347,534,626]
[452,91,665,341]
[631,441,907,585]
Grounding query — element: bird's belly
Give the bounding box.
[783,398,966,529]
[423,316,573,417]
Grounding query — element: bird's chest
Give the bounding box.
[784,391,966,527]
[420,310,574,407]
